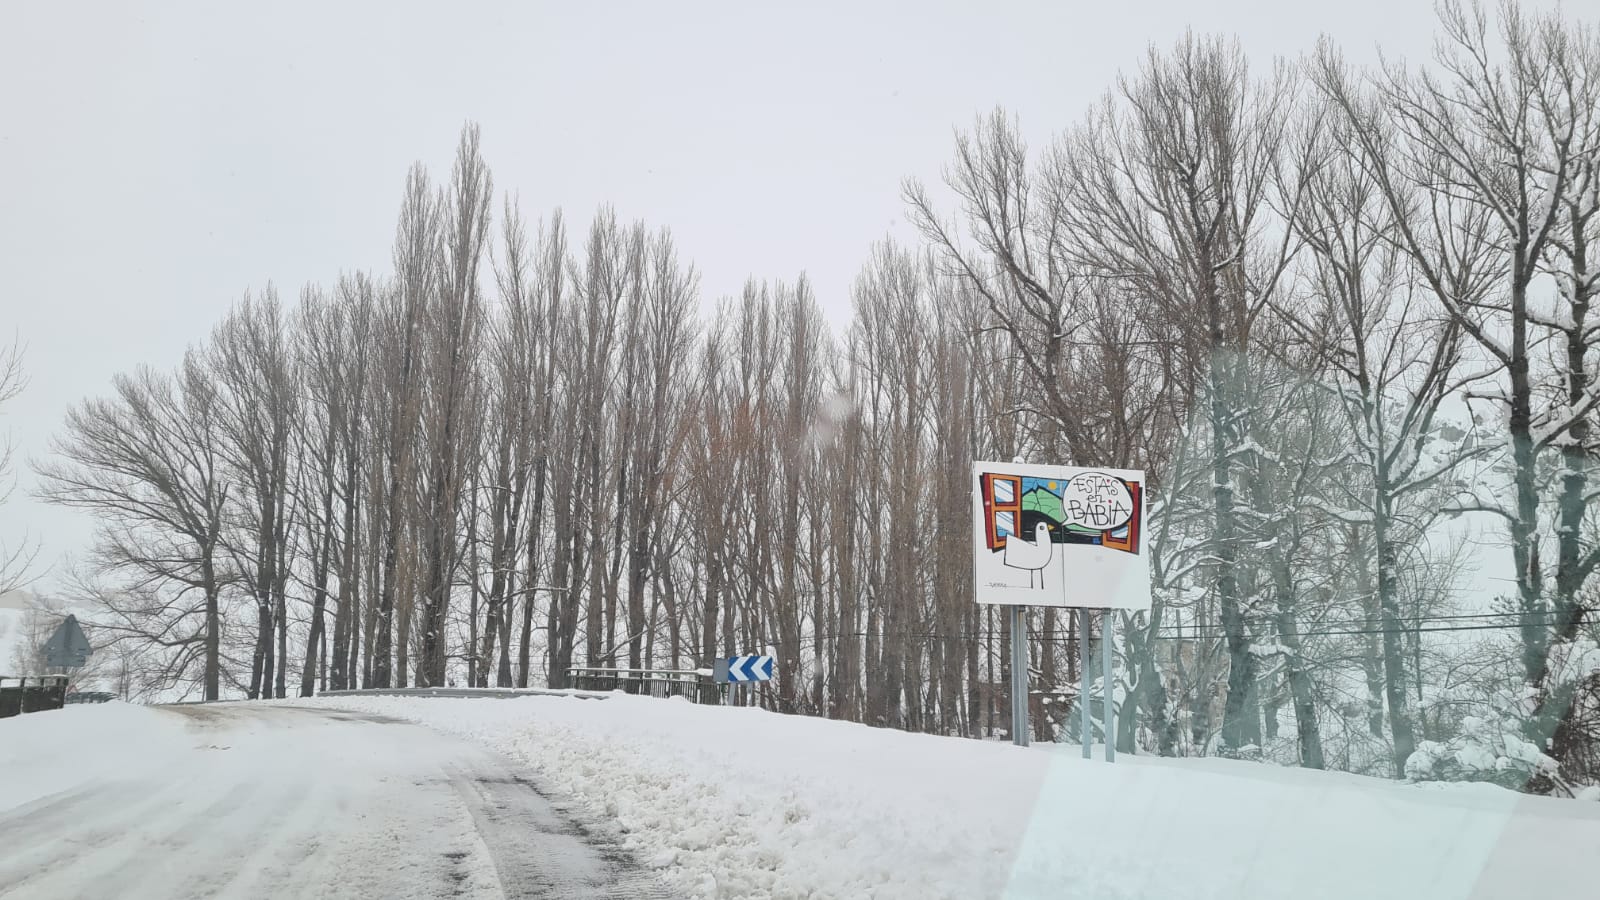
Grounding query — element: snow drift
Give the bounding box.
[303,694,1600,900]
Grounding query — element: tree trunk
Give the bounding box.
[519,461,547,688]
[1273,577,1324,769]
[203,560,220,701]
[301,553,330,697]
[1372,484,1417,777]
[1209,349,1254,752]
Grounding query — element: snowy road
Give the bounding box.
[0,703,672,900]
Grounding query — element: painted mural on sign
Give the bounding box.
[972,462,1151,610]
[979,471,1142,558]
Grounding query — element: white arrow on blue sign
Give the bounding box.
[715,655,776,683]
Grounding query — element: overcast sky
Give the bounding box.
[0,0,1567,590]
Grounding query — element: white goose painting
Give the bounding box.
[1003,520,1055,588]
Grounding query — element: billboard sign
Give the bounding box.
[972,461,1151,610]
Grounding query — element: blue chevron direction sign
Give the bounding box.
[713,655,776,684]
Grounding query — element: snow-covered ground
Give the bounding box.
[0,702,669,899]
[6,693,1597,899]
[304,693,1600,900]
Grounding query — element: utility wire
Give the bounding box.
[765,613,1593,650]
[1226,608,1591,626]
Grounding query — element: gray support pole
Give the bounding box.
[1079,607,1092,758]
[1010,604,1029,747]
[1103,611,1115,762]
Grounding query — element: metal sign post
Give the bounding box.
[1076,609,1117,761]
[1010,605,1029,747]
[1079,608,1092,758]
[1103,611,1115,762]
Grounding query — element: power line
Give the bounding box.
[1230,608,1591,626]
[765,613,1592,650]
[1144,621,1579,640]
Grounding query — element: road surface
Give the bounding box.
[0,703,672,899]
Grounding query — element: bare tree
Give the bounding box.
[0,337,37,594]
[328,273,375,690]
[903,111,1094,463]
[472,199,536,687]
[210,290,299,699]
[518,210,568,687]
[293,285,355,695]
[416,124,492,687]
[38,357,231,699]
[682,315,737,680]
[1276,76,1498,771]
[370,164,438,688]
[1359,3,1600,780]
[1051,37,1298,752]
[619,230,698,675]
[543,210,629,688]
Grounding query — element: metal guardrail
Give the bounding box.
[64,691,117,705]
[0,675,70,719]
[315,687,610,700]
[136,673,720,708]
[567,666,721,704]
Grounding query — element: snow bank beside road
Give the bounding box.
[307,693,1600,900]
[0,702,191,810]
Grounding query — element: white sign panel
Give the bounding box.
[972,461,1151,610]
